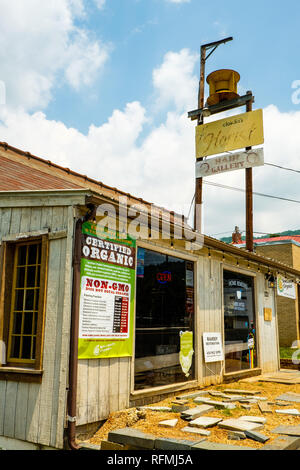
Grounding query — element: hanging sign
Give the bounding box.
[203,332,224,363]
[78,221,136,359]
[277,274,296,299]
[196,148,264,178]
[195,109,264,158]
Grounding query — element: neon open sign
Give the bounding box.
[157,271,172,284]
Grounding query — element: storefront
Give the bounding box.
[223,270,257,373]
[134,247,195,390]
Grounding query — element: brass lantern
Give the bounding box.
[206,69,240,106]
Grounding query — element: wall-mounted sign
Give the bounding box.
[78,222,136,359]
[179,331,194,377]
[203,332,224,363]
[196,148,264,178]
[277,274,296,300]
[195,109,264,158]
[157,271,172,284]
[264,308,272,322]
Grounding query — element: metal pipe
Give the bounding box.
[67,204,97,450]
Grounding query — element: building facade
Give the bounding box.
[0,143,298,450]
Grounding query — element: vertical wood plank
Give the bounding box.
[98,358,110,420]
[3,381,18,437]
[118,357,130,411]
[109,358,119,412]
[87,360,100,423]
[0,381,7,435]
[77,359,88,425]
[14,383,29,440]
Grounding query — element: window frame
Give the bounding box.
[0,235,49,380]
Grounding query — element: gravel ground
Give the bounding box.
[87,380,300,449]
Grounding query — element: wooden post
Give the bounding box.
[194,46,206,232]
[245,92,254,252]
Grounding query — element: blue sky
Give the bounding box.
[1,0,300,237]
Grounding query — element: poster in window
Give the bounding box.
[78,221,136,359]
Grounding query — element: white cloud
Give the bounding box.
[1,44,300,237]
[152,48,199,112]
[0,0,110,111]
[93,0,106,9]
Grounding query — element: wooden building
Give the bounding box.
[1,142,300,450]
[234,235,300,348]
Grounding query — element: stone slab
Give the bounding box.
[218,419,264,432]
[258,401,273,414]
[244,430,270,443]
[272,425,300,436]
[193,397,236,409]
[101,440,129,451]
[138,406,172,412]
[182,426,211,437]
[275,408,300,416]
[241,405,252,411]
[181,405,214,420]
[191,441,252,450]
[108,428,156,449]
[189,416,223,428]
[276,392,300,403]
[172,399,189,405]
[154,437,206,451]
[177,391,209,400]
[171,404,190,413]
[238,416,267,425]
[261,436,300,450]
[223,389,260,395]
[158,419,178,428]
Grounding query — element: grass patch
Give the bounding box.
[280,347,294,359]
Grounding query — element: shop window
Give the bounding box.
[0,237,48,376]
[135,248,195,390]
[223,270,257,373]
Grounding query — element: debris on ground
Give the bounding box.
[86,373,300,450]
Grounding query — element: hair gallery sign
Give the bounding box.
[196,148,264,178]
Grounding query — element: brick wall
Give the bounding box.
[255,243,299,347]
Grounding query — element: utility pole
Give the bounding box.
[194,37,233,232]
[245,92,254,252]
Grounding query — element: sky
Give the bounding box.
[1,0,300,239]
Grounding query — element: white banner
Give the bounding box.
[277,274,296,299]
[203,332,224,363]
[196,148,264,178]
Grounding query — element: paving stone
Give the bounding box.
[228,431,247,441]
[177,391,209,400]
[189,416,223,428]
[182,426,211,436]
[171,403,190,413]
[193,397,236,409]
[275,408,300,416]
[244,430,270,443]
[79,442,101,451]
[258,402,273,414]
[241,404,252,411]
[180,405,214,421]
[272,425,300,436]
[261,436,300,450]
[218,419,264,432]
[238,416,267,425]
[191,441,252,450]
[138,406,172,412]
[223,389,260,396]
[276,392,300,403]
[108,428,156,449]
[172,399,189,405]
[154,437,206,451]
[158,419,178,428]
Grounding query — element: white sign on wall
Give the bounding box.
[196,148,264,178]
[277,274,296,299]
[203,332,224,363]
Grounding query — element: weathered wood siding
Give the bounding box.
[0,204,74,449]
[256,272,280,373]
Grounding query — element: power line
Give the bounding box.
[203,180,300,204]
[265,162,300,174]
